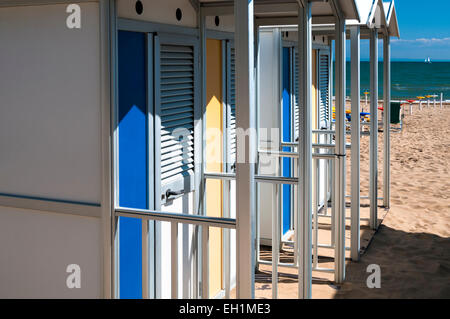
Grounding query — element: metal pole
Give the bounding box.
[334,13,346,284]
[369,28,379,230]
[383,35,391,209]
[293,158,298,266]
[171,222,178,299]
[313,158,319,270]
[350,26,360,261]
[223,180,231,299]
[142,221,149,298]
[297,1,313,299]
[254,19,261,278]
[235,0,256,299]
[441,93,443,108]
[272,184,279,298]
[331,158,335,246]
[201,225,209,298]
[199,8,207,300]
[108,0,119,299]
[324,154,329,217]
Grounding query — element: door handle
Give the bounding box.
[165,189,184,200]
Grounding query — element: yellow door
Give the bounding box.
[205,39,223,298]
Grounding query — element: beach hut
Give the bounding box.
[256,26,332,263]
[0,0,361,299]
[310,0,401,262]
[255,0,401,284]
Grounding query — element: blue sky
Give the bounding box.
[353,0,450,61]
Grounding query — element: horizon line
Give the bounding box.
[333,59,450,62]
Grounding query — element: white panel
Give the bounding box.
[0,3,101,204]
[0,206,101,298]
[117,0,197,28]
[258,30,281,244]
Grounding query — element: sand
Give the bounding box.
[233,103,450,299]
[333,104,450,298]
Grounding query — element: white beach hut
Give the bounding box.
[0,0,379,300]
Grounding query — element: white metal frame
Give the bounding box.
[331,0,346,284]
[350,25,360,261]
[383,34,391,209]
[369,27,379,230]
[234,0,256,299]
[297,1,313,299]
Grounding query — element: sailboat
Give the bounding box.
[425,57,432,64]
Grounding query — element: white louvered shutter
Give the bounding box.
[158,43,196,189]
[227,44,236,170]
[318,50,331,129]
[293,48,300,140]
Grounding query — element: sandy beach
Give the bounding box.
[242,103,450,299]
[333,104,450,298]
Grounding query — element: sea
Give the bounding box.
[333,61,450,100]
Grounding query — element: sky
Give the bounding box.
[351,0,450,61]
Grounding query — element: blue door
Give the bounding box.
[282,48,292,235]
[118,30,148,298]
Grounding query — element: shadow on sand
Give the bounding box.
[333,224,450,298]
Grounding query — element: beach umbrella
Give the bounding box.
[426,95,433,108]
[417,96,425,110]
[363,91,370,110]
[406,99,415,114]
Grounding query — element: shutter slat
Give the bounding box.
[161,78,194,85]
[161,117,194,134]
[161,106,193,116]
[161,83,194,91]
[161,141,194,153]
[161,111,193,124]
[161,65,194,72]
[161,94,193,104]
[161,146,194,160]
[161,71,194,79]
[161,163,194,179]
[161,45,193,53]
[161,131,194,142]
[161,154,194,168]
[161,99,195,110]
